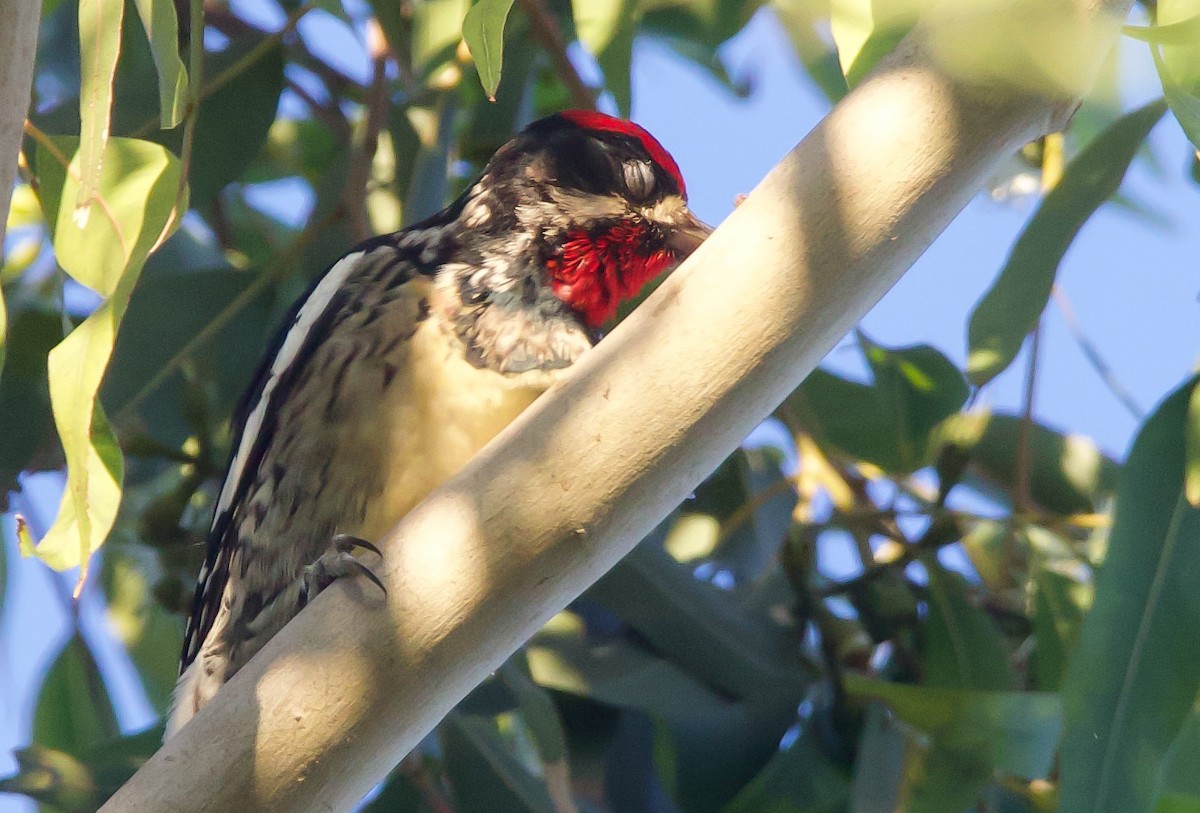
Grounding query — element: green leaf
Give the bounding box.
[828,0,923,85]
[0,309,60,497]
[413,0,470,80]
[131,0,189,128]
[720,724,851,813]
[1150,2,1200,158]
[462,0,517,100]
[1157,708,1200,813]
[441,713,557,813]
[75,0,125,225]
[966,98,1168,385]
[33,634,119,758]
[1123,15,1200,45]
[764,0,848,101]
[33,137,183,575]
[785,339,968,475]
[187,38,285,205]
[499,658,568,763]
[922,562,1018,690]
[844,675,1062,780]
[572,0,640,114]
[1029,560,1092,691]
[529,611,727,717]
[1180,371,1200,506]
[589,543,806,700]
[1059,375,1200,813]
[102,542,183,712]
[933,411,1120,515]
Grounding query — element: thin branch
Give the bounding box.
[0,0,40,248]
[342,19,390,243]
[516,0,596,110]
[1053,284,1143,419]
[1014,322,1041,515]
[816,517,961,598]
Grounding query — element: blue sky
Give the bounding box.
[3,8,1199,811]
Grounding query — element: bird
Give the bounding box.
[166,110,711,738]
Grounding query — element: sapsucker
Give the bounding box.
[167,110,710,738]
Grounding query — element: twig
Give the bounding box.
[285,77,351,141]
[815,517,960,598]
[1052,284,1143,419]
[342,19,390,243]
[1014,323,1041,514]
[516,0,595,110]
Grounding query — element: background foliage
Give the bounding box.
[2,0,1200,810]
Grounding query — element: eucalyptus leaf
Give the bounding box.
[967,98,1168,385]
[75,0,124,224]
[1059,376,1200,813]
[462,0,517,99]
[131,0,189,128]
[33,634,120,758]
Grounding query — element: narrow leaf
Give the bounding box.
[923,563,1018,690]
[1059,375,1200,813]
[462,0,517,100]
[75,0,124,224]
[132,0,189,128]
[441,713,557,813]
[33,138,183,578]
[33,634,119,758]
[1187,381,1200,506]
[1123,15,1200,45]
[967,98,1168,386]
[844,675,1062,780]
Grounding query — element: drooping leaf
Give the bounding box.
[1030,561,1092,692]
[413,0,470,80]
[75,0,125,225]
[572,0,640,114]
[33,136,183,575]
[441,712,557,813]
[922,562,1018,690]
[768,0,848,101]
[131,0,189,128]
[844,675,1062,780]
[186,38,285,206]
[1187,381,1200,506]
[784,340,968,475]
[1156,707,1200,813]
[1154,0,1200,149]
[462,0,517,100]
[1059,375,1200,813]
[933,411,1120,515]
[828,0,924,85]
[33,634,120,758]
[499,658,568,763]
[102,541,183,712]
[720,724,851,813]
[1123,14,1200,45]
[967,98,1168,386]
[0,309,61,498]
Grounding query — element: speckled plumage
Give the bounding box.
[167,111,709,738]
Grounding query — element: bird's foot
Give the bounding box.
[301,533,386,606]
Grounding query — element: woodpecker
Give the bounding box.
[166,110,710,738]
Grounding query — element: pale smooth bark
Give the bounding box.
[0,0,41,246]
[103,3,1129,809]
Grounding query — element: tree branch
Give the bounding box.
[101,3,1127,810]
[0,0,41,247]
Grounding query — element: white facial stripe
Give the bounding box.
[211,250,366,528]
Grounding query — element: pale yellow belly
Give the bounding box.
[354,316,553,542]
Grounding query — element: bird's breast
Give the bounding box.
[355,313,557,542]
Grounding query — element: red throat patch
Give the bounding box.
[548,223,674,327]
[558,110,686,197]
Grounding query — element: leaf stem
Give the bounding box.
[516,0,595,110]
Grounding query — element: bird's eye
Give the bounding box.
[623,161,656,200]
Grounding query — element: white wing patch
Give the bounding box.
[211,251,366,529]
